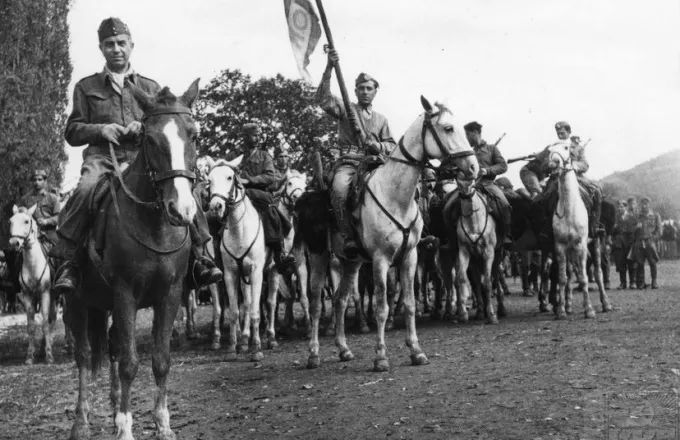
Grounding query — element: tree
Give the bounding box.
[195,69,337,171]
[0,0,72,242]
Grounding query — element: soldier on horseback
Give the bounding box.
[224,123,296,272]
[520,121,603,239]
[441,121,513,247]
[50,17,222,295]
[317,49,397,257]
[17,169,60,250]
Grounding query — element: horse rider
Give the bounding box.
[16,169,61,250]
[224,123,296,272]
[441,121,513,247]
[633,196,661,289]
[520,121,602,238]
[270,146,291,192]
[50,17,222,295]
[317,48,397,257]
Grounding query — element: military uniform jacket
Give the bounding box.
[317,71,396,156]
[65,70,161,159]
[636,209,662,241]
[525,142,589,177]
[225,148,279,191]
[16,189,60,241]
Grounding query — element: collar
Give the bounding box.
[356,102,373,115]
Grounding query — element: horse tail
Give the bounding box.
[294,191,332,253]
[88,308,109,377]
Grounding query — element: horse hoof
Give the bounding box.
[373,358,390,372]
[385,321,394,332]
[487,317,499,325]
[251,351,264,362]
[339,350,354,362]
[224,349,238,361]
[68,420,91,440]
[585,309,596,319]
[211,341,221,351]
[565,306,573,315]
[457,313,469,324]
[268,340,279,350]
[157,428,177,440]
[25,358,33,366]
[497,308,507,318]
[555,312,567,321]
[602,304,613,313]
[307,355,320,369]
[410,353,429,366]
[539,304,549,313]
[523,289,534,297]
[46,355,54,365]
[360,325,371,334]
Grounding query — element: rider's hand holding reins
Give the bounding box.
[101,123,126,145]
[124,121,142,137]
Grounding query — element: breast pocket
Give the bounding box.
[85,90,115,123]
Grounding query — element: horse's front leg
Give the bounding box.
[352,280,370,334]
[265,269,280,350]
[114,289,140,440]
[591,237,613,313]
[576,244,595,319]
[151,285,183,440]
[554,245,568,320]
[222,262,240,360]
[306,250,329,369]
[493,254,507,319]
[208,283,222,350]
[185,289,198,340]
[456,247,473,322]
[19,291,36,364]
[372,259,391,372]
[335,261,360,362]
[400,249,428,366]
[385,267,399,331]
[42,288,56,364]
[68,299,91,440]
[248,264,265,361]
[296,260,312,339]
[482,252,498,324]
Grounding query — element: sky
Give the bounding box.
[63,0,680,190]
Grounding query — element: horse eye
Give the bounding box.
[444,127,454,133]
[228,176,232,180]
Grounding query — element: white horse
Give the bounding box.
[207,156,267,361]
[263,169,309,342]
[298,97,479,371]
[547,142,612,319]
[9,205,55,364]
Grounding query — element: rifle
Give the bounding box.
[493,133,506,148]
[507,154,537,164]
[315,0,365,150]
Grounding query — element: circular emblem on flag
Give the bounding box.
[292,9,309,32]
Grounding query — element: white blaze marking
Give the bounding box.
[162,120,196,220]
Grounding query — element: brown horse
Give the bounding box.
[67,80,200,440]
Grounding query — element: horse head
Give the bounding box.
[132,79,201,226]
[455,169,478,198]
[207,156,244,220]
[404,96,479,179]
[9,205,37,251]
[547,141,573,174]
[283,169,307,208]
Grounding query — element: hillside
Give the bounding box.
[600,149,680,220]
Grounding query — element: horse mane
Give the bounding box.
[434,102,452,115]
[288,169,305,179]
[212,158,237,171]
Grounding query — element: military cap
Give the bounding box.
[33,169,47,179]
[618,199,628,206]
[98,17,131,42]
[355,73,379,88]
[641,196,651,203]
[273,146,289,157]
[554,121,571,131]
[627,197,636,204]
[241,123,262,135]
[495,177,513,189]
[464,121,483,133]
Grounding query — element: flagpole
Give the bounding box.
[315,0,364,148]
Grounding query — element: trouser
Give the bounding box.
[520,167,544,196]
[245,188,292,246]
[53,153,211,260]
[330,164,357,237]
[634,240,659,287]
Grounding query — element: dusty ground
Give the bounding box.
[0,260,679,440]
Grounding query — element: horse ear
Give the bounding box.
[301,173,307,183]
[27,204,37,216]
[181,78,201,108]
[12,204,18,215]
[420,95,433,113]
[129,81,155,113]
[227,154,244,169]
[204,156,216,171]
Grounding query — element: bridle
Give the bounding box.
[110,104,197,211]
[208,163,246,224]
[390,109,475,169]
[10,214,50,294]
[282,177,305,209]
[9,214,36,252]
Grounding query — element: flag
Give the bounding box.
[284,0,321,83]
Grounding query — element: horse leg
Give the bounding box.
[151,288,182,440]
[307,250,329,369]
[186,289,199,339]
[414,261,424,318]
[208,283,222,350]
[592,237,613,312]
[385,268,398,331]
[372,259,391,372]
[554,245,568,320]
[493,255,507,319]
[564,256,573,315]
[222,268,240,359]
[353,281,370,334]
[520,250,532,296]
[19,292,36,365]
[335,261,359,362]
[109,321,121,421]
[63,298,75,355]
[456,248,473,322]
[577,244,596,319]
[249,268,265,361]
[69,301,91,440]
[41,289,54,364]
[296,260,312,339]
[483,254,498,325]
[265,271,280,350]
[114,294,140,440]
[401,250,428,366]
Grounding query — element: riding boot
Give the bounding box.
[628,264,636,290]
[650,263,658,289]
[191,244,222,287]
[635,264,646,290]
[332,196,359,259]
[50,237,80,296]
[271,241,296,274]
